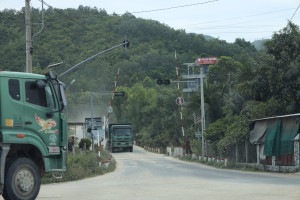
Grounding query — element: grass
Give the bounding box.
[41,149,116,184]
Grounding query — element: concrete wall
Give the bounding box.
[173,147,183,157]
[294,134,300,167]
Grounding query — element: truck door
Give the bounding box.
[23,79,61,153]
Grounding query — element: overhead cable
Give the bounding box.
[37,0,102,37]
[185,8,294,27]
[290,2,300,21]
[131,0,219,14]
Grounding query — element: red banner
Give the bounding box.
[196,57,217,65]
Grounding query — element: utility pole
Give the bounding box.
[175,52,185,137]
[228,73,231,95]
[25,0,32,73]
[91,92,94,151]
[200,65,206,156]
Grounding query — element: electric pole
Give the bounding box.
[228,73,231,95]
[25,0,32,73]
[200,65,206,156]
[91,92,94,151]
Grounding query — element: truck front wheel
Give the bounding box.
[3,158,41,200]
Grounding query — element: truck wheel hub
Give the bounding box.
[16,169,34,192]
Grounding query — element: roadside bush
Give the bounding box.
[190,139,202,155]
[41,150,115,184]
[78,138,92,149]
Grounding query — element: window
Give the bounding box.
[9,79,20,100]
[113,128,132,136]
[25,81,56,109]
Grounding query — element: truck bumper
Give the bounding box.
[113,142,132,148]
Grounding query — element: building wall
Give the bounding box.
[257,136,300,172]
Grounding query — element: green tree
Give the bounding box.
[251,22,300,114]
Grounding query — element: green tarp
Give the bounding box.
[263,119,281,156]
[263,116,300,156]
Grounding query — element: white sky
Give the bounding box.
[1,0,300,43]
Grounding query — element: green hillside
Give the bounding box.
[0,6,256,89]
[1,6,300,158]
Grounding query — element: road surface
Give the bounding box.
[33,146,300,199]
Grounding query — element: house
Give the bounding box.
[249,113,300,172]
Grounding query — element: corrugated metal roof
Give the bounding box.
[252,113,300,122]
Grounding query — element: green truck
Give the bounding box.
[0,71,67,200]
[107,123,133,153]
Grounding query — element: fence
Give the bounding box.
[144,141,257,164]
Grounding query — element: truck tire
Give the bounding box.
[2,158,41,200]
[130,147,133,152]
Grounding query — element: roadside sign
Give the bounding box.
[195,132,201,137]
[92,129,105,140]
[196,57,217,65]
[107,106,113,113]
[176,97,184,105]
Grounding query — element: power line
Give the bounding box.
[131,0,219,14]
[290,2,300,21]
[189,23,286,31]
[37,0,102,37]
[184,8,294,27]
[202,31,274,34]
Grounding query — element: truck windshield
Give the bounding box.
[113,128,132,136]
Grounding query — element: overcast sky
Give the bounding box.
[1,0,300,43]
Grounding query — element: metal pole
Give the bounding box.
[200,66,206,156]
[59,42,128,78]
[105,68,120,130]
[66,79,75,123]
[91,92,94,151]
[25,0,32,73]
[176,57,184,137]
[32,0,44,43]
[98,131,101,167]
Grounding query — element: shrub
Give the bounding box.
[79,138,92,149]
[41,150,115,184]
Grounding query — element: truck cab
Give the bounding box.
[0,71,67,200]
[107,123,133,153]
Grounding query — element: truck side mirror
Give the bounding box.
[60,85,67,107]
[36,80,46,89]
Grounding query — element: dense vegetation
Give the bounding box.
[42,149,115,184]
[1,6,300,158]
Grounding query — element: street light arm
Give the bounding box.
[59,41,129,78]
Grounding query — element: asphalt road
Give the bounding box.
[33,146,300,200]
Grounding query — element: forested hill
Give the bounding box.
[1,6,256,92]
[3,6,300,154]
